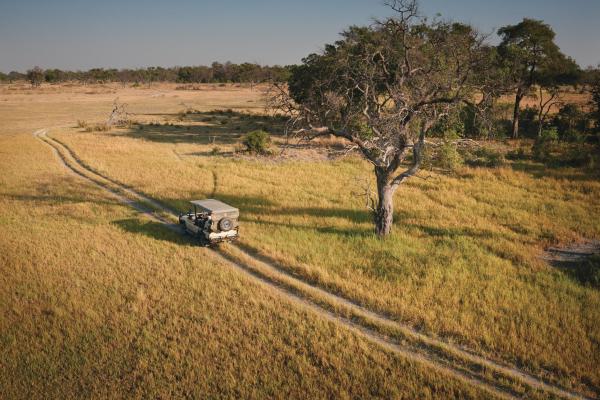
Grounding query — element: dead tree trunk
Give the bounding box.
[511,88,524,139]
[375,167,395,237]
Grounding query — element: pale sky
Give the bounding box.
[0,0,598,72]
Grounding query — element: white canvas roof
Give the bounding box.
[190,199,239,215]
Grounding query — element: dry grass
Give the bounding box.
[0,83,497,399]
[498,87,592,113]
[0,102,491,399]
[1,82,598,397]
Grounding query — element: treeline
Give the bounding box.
[0,62,291,85]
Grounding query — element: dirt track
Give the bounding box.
[35,128,595,400]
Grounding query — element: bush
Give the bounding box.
[437,142,464,172]
[459,102,512,139]
[76,120,88,129]
[506,146,529,161]
[532,128,558,161]
[553,104,589,141]
[84,123,111,132]
[464,147,506,168]
[243,130,272,155]
[210,146,221,155]
[519,107,540,138]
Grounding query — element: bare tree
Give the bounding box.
[107,98,130,127]
[27,66,44,87]
[269,0,490,236]
[535,86,563,136]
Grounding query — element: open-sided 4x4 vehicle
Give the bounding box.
[179,199,239,245]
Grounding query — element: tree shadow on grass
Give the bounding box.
[114,195,600,294]
[119,110,287,145]
[509,160,599,182]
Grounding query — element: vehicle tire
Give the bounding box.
[218,218,233,231]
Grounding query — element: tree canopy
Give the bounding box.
[497,18,580,138]
[274,0,491,236]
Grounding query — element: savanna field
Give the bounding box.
[1,82,599,399]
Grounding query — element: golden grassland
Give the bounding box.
[1,82,599,397]
[0,95,492,399]
[498,86,592,113]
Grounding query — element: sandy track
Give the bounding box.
[34,128,594,400]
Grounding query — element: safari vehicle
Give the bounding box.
[179,199,239,245]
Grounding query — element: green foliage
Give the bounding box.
[498,19,563,86]
[8,64,290,85]
[464,147,507,168]
[429,111,464,139]
[540,126,560,141]
[519,107,540,138]
[553,104,589,141]
[439,142,464,171]
[591,79,600,131]
[44,68,65,83]
[532,127,558,161]
[422,142,464,172]
[243,130,272,155]
[498,18,581,138]
[506,146,529,161]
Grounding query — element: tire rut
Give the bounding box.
[34,128,595,400]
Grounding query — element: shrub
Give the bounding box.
[459,102,512,139]
[506,146,529,161]
[519,107,540,138]
[532,128,559,161]
[243,130,271,155]
[85,123,111,132]
[437,142,464,172]
[76,120,88,129]
[553,104,588,141]
[464,147,506,168]
[211,146,221,155]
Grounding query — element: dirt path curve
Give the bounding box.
[34,128,595,400]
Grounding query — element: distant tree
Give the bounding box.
[86,68,117,83]
[553,104,588,139]
[211,62,226,82]
[7,71,25,82]
[27,66,44,87]
[271,0,491,236]
[534,57,580,136]
[498,19,577,138]
[591,77,600,131]
[582,66,600,87]
[0,71,7,82]
[268,65,292,82]
[44,68,65,83]
[177,66,202,83]
[237,62,262,88]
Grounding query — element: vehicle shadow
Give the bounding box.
[112,218,194,246]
